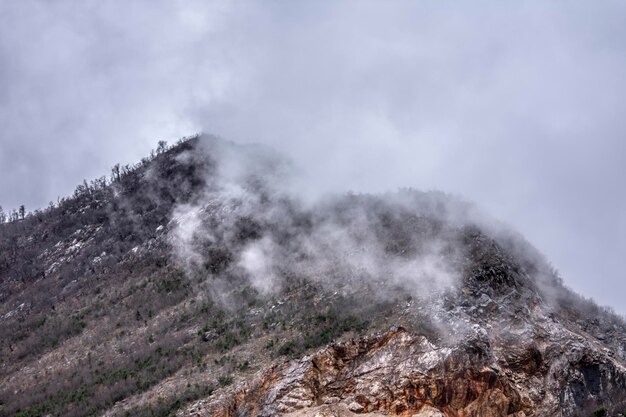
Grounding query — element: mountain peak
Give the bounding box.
[1,136,625,417]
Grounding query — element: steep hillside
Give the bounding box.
[1,136,625,417]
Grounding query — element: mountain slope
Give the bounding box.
[0,136,625,417]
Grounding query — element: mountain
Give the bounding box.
[1,136,625,417]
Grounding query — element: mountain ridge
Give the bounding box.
[1,136,625,417]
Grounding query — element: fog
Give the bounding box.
[168,138,465,324]
[1,1,625,313]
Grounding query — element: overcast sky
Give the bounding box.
[1,1,625,313]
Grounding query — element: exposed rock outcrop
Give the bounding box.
[199,321,625,417]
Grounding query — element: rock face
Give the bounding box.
[193,244,626,417]
[201,321,626,417]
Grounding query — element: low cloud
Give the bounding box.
[168,138,464,313]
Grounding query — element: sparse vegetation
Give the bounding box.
[218,375,234,387]
[592,406,607,417]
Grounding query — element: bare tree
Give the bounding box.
[111,163,121,183]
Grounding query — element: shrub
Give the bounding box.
[592,406,607,417]
[218,375,233,387]
[277,340,298,357]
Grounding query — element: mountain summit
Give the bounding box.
[1,136,625,417]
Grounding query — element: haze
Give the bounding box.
[0,1,625,313]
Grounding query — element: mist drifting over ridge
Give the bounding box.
[165,136,574,325]
[167,137,465,307]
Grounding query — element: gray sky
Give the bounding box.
[1,1,625,313]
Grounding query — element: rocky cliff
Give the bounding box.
[190,230,626,417]
[202,306,626,417]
